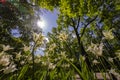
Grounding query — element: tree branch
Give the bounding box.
[71,18,80,47]
[80,16,98,41]
[76,16,80,29]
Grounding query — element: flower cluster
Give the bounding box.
[2,45,13,51]
[48,62,56,70]
[23,45,31,52]
[87,42,104,57]
[0,52,10,66]
[34,55,41,63]
[48,43,57,52]
[60,51,67,58]
[32,32,45,50]
[61,63,70,68]
[108,57,113,63]
[92,59,100,64]
[103,29,114,40]
[33,32,40,42]
[58,32,68,41]
[0,45,17,74]
[2,63,17,74]
[109,68,120,79]
[41,56,56,70]
[15,52,21,60]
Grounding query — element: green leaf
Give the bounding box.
[40,71,47,80]
[17,65,29,80]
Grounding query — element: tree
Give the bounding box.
[0,0,120,79]
[0,0,42,50]
[0,1,43,79]
[40,0,120,79]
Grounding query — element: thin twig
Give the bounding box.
[76,17,80,29]
[80,16,98,41]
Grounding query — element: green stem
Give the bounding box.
[65,58,86,80]
[98,57,107,72]
[31,46,35,80]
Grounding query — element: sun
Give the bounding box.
[37,20,46,29]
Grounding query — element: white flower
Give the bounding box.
[87,42,104,57]
[61,51,67,58]
[61,63,70,68]
[33,32,39,42]
[36,34,44,46]
[97,43,104,56]
[23,45,30,52]
[103,29,114,39]
[54,57,61,61]
[48,43,56,52]
[108,57,113,63]
[20,61,25,65]
[32,32,44,47]
[87,43,95,51]
[58,32,68,41]
[34,55,41,63]
[27,56,32,61]
[109,68,120,78]
[42,61,47,66]
[26,55,32,63]
[109,68,116,74]
[35,59,41,63]
[3,64,17,74]
[70,58,74,62]
[92,59,99,64]
[15,52,21,60]
[0,55,10,66]
[48,63,56,70]
[2,45,13,51]
[54,58,58,61]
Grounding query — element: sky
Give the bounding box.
[10,8,58,55]
[35,9,58,55]
[39,9,58,36]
